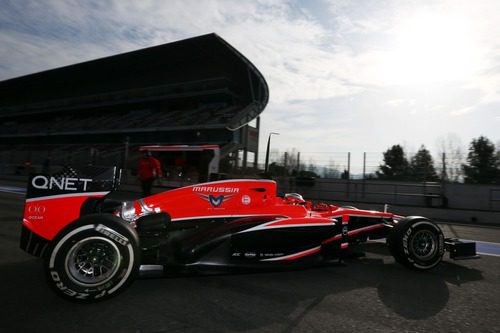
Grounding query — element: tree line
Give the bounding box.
[378,136,500,184]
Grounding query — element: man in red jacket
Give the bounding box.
[138,151,162,197]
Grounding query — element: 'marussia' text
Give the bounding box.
[192,186,239,193]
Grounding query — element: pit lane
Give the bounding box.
[1,191,499,333]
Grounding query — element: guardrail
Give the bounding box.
[279,178,500,212]
[280,178,443,208]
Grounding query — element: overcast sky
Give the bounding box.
[1,0,499,171]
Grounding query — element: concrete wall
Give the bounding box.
[445,183,500,211]
[276,178,500,225]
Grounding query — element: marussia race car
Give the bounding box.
[20,166,478,302]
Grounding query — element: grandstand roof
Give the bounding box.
[0,33,268,131]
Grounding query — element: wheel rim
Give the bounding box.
[65,236,121,287]
[409,229,437,261]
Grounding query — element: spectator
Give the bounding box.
[138,151,162,197]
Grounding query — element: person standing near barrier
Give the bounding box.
[138,151,162,197]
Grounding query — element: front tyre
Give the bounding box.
[45,214,140,302]
[388,217,444,270]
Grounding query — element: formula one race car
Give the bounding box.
[20,166,478,302]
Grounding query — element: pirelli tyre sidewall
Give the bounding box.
[388,217,444,270]
[44,214,140,302]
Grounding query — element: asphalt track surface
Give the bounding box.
[1,191,500,333]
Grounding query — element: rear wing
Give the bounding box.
[25,165,120,201]
[21,166,120,255]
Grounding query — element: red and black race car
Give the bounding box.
[20,166,478,302]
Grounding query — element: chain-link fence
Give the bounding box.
[0,144,482,184]
[255,151,470,182]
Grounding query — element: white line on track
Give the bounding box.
[477,252,500,258]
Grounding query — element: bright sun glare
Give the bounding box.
[384,11,481,85]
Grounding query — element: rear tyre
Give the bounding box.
[387,217,444,270]
[44,214,140,302]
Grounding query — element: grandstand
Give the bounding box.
[0,33,268,176]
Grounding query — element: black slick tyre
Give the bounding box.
[387,217,444,270]
[44,214,140,302]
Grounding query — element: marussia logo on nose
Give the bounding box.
[209,195,224,207]
[197,194,235,207]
